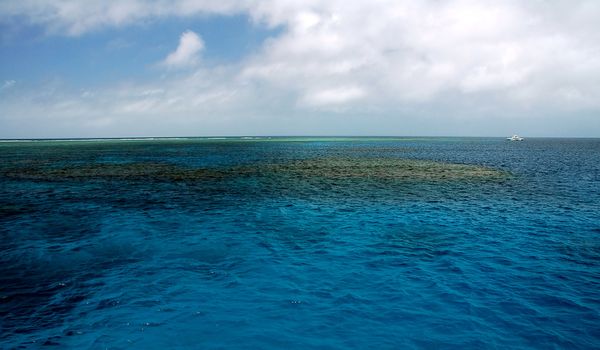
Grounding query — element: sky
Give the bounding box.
[0,0,599,138]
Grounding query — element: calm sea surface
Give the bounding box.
[1,137,599,349]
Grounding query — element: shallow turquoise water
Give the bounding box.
[1,137,599,349]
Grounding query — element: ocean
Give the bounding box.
[1,137,599,349]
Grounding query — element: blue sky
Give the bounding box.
[1,1,599,138]
[1,15,278,86]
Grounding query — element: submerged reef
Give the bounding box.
[257,158,509,182]
[2,162,225,182]
[1,157,509,183]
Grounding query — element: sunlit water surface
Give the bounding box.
[1,137,599,349]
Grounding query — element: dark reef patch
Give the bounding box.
[0,157,510,184]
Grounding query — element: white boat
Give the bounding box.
[507,134,524,141]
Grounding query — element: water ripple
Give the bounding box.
[1,138,599,349]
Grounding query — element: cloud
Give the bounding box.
[1,1,600,137]
[236,0,600,112]
[1,80,16,91]
[301,86,366,107]
[162,30,204,68]
[0,1,248,36]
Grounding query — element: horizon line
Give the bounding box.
[1,135,600,141]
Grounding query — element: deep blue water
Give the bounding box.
[1,137,599,349]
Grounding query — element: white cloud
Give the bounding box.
[0,1,247,36]
[162,31,204,68]
[1,80,16,91]
[301,86,366,107]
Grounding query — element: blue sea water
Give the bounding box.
[0,137,599,349]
